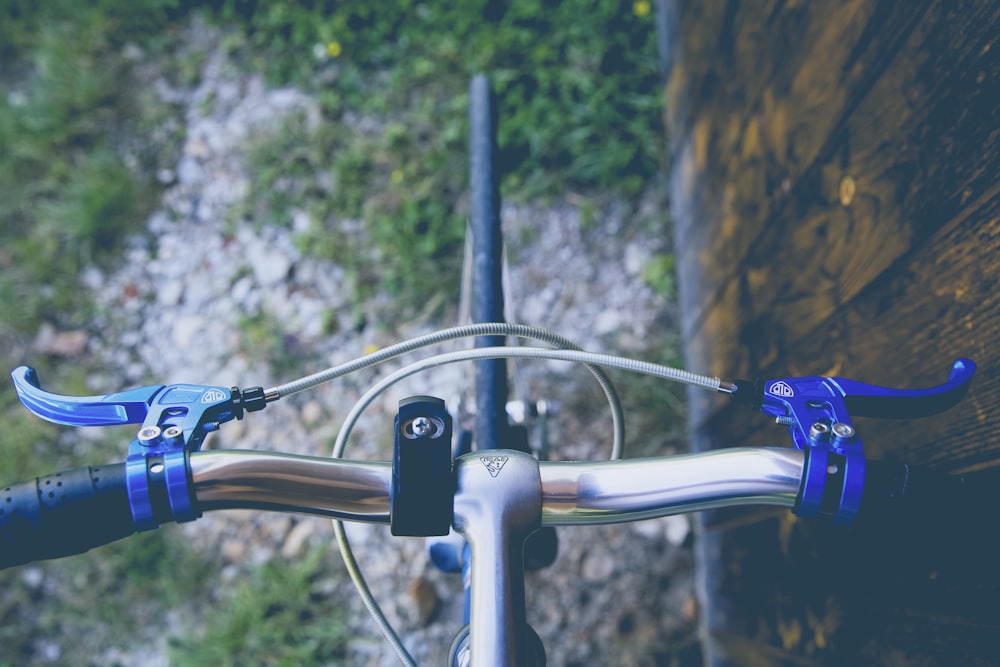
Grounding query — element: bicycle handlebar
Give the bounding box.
[5,443,996,667]
[6,445,994,571]
[0,447,798,569]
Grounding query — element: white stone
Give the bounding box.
[593,309,620,336]
[249,247,292,287]
[176,155,203,184]
[172,314,207,348]
[158,279,184,306]
[301,400,323,425]
[663,514,691,547]
[281,519,317,559]
[624,242,645,276]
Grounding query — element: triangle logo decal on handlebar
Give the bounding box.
[480,456,509,478]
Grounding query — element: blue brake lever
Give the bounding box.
[730,358,977,524]
[12,366,161,426]
[831,358,977,419]
[731,358,976,443]
[11,366,269,531]
[10,365,263,449]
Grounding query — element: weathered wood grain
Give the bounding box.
[669,0,999,405]
[663,0,1000,664]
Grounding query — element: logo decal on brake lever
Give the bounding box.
[769,381,795,398]
[481,456,509,478]
[201,388,227,403]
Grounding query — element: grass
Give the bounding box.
[0,3,229,664]
[0,1,679,664]
[0,527,214,664]
[0,6,172,335]
[220,0,666,311]
[2,0,670,322]
[168,547,348,667]
[221,0,664,191]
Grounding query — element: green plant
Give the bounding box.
[0,7,165,333]
[238,307,308,376]
[0,386,62,483]
[216,0,664,309]
[241,105,467,310]
[221,0,664,190]
[619,339,688,458]
[0,527,217,664]
[0,8,216,664]
[169,548,348,666]
[642,253,677,298]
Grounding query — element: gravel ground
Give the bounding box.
[73,20,700,667]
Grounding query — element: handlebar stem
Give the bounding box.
[452,450,543,667]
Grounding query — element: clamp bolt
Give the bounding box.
[138,426,163,447]
[163,425,184,446]
[831,422,856,439]
[809,421,831,441]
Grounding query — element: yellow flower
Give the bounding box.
[326,41,342,58]
[391,169,404,185]
[633,0,651,17]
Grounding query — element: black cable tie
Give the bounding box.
[230,386,268,420]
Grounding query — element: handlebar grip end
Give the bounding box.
[0,463,136,569]
[856,460,1000,563]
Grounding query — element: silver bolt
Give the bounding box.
[138,426,162,447]
[809,421,830,441]
[832,422,855,439]
[775,416,795,426]
[411,417,432,437]
[163,426,184,445]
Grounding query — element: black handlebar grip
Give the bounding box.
[860,460,999,525]
[0,463,136,569]
[855,460,1000,574]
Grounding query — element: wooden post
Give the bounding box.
[662,0,1000,664]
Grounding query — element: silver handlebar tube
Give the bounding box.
[539,447,805,525]
[188,447,805,667]
[189,450,392,523]
[188,447,804,525]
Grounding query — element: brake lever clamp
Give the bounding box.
[730,358,976,524]
[10,366,268,530]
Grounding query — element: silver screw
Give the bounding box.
[775,416,795,426]
[163,426,184,445]
[809,421,830,441]
[411,417,432,437]
[832,422,856,439]
[138,426,162,447]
